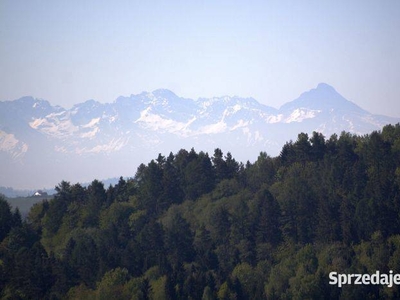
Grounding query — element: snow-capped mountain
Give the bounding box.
[1,83,398,189]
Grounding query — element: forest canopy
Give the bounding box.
[1,123,400,299]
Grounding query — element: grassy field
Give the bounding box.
[6,195,52,218]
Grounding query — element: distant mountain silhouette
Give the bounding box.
[1,83,398,189]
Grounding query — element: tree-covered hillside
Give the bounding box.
[1,124,400,299]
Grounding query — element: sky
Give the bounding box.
[1,0,399,117]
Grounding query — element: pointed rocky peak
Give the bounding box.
[114,90,177,106]
[15,96,36,104]
[14,96,51,109]
[306,82,344,101]
[316,82,336,92]
[280,83,367,114]
[1,96,64,120]
[72,99,102,111]
[152,88,178,99]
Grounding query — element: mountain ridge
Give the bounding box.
[1,83,398,189]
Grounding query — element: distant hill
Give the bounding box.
[2,177,124,216]
[0,186,35,198]
[1,83,398,189]
[0,177,122,198]
[6,195,51,218]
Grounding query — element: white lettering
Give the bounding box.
[361,274,370,285]
[381,274,389,286]
[329,272,338,286]
[371,271,379,285]
[338,274,347,288]
[393,274,400,285]
[389,270,393,288]
[328,271,400,287]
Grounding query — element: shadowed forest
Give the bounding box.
[1,123,400,299]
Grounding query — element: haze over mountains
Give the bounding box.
[1,83,398,190]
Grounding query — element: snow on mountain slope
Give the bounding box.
[135,107,196,136]
[29,111,79,139]
[0,130,28,159]
[1,83,399,189]
[284,108,322,123]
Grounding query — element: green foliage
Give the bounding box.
[232,262,259,298]
[6,194,50,217]
[163,207,195,267]
[66,284,96,300]
[0,195,13,242]
[64,231,100,288]
[184,151,215,200]
[96,267,131,300]
[2,124,400,299]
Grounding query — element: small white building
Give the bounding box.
[33,190,48,197]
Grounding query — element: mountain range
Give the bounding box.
[1,83,398,190]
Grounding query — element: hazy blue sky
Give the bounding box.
[1,0,399,117]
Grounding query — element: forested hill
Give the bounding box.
[1,123,400,299]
